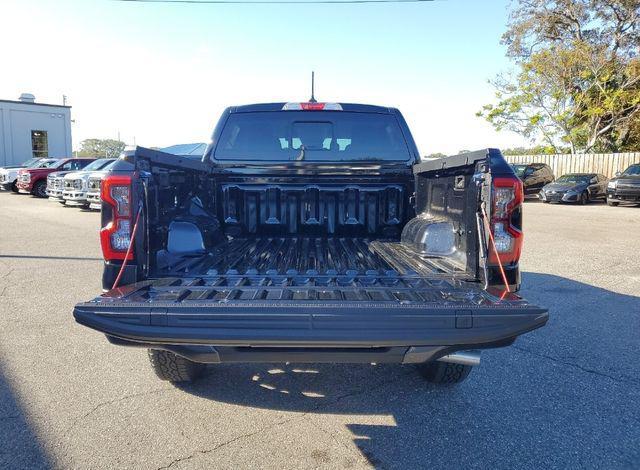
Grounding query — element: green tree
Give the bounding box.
[77,139,126,158]
[501,145,561,155]
[479,0,640,153]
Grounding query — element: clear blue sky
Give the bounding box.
[1,0,528,154]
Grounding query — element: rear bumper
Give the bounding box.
[105,336,501,364]
[73,302,548,363]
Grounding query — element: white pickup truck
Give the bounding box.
[62,158,116,207]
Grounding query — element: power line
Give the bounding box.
[115,0,436,4]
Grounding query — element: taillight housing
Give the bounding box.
[100,175,133,260]
[489,176,523,266]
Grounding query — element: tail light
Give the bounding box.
[100,175,133,260]
[489,176,523,266]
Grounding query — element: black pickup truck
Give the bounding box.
[74,102,547,386]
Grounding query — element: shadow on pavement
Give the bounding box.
[172,272,639,468]
[0,362,51,469]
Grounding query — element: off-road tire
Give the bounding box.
[607,200,619,206]
[417,361,473,385]
[33,180,47,198]
[147,349,205,383]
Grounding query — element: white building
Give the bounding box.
[0,93,72,166]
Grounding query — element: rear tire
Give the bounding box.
[417,361,473,385]
[147,349,205,383]
[33,180,47,198]
[607,200,619,206]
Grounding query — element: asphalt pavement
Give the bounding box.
[0,192,639,469]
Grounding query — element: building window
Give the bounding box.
[31,130,48,158]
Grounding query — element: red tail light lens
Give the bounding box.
[100,175,133,260]
[489,176,523,266]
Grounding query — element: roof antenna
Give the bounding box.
[309,71,317,103]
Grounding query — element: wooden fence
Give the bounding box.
[504,152,640,178]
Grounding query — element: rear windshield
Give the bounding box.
[213,111,411,162]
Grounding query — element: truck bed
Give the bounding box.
[74,147,548,364]
[75,235,546,351]
[158,236,468,279]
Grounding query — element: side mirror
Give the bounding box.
[615,171,621,177]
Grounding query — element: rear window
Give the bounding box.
[213,111,411,162]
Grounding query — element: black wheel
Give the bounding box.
[11,180,19,193]
[579,192,588,205]
[58,200,66,205]
[147,349,205,383]
[416,361,473,385]
[607,200,619,207]
[542,199,550,204]
[33,180,47,198]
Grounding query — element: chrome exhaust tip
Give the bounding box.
[437,350,481,367]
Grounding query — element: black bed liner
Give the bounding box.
[160,236,468,278]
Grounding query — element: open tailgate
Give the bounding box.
[74,274,548,348]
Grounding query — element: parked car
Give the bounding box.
[510,162,555,197]
[17,158,96,198]
[61,158,116,207]
[606,163,640,206]
[539,173,608,204]
[0,158,58,193]
[86,160,118,210]
[73,101,548,386]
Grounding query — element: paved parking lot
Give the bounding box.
[0,192,639,469]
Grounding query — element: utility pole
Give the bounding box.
[63,94,67,106]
